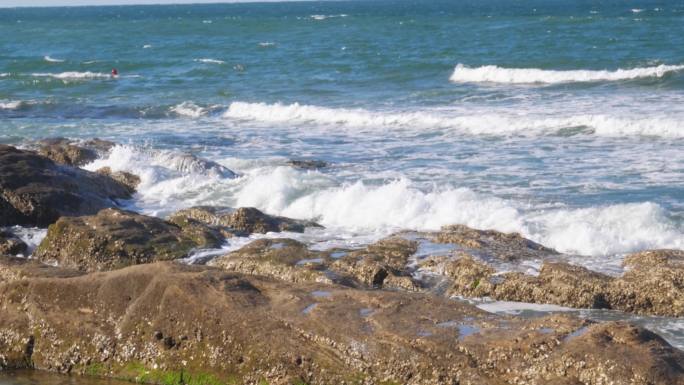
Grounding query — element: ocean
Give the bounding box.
[1,0,684,348]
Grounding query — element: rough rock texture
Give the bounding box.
[211,237,421,291]
[422,249,684,317]
[433,224,558,261]
[169,206,322,236]
[0,145,132,227]
[287,159,328,170]
[209,238,333,284]
[35,138,115,167]
[0,255,82,282]
[332,237,421,291]
[1,262,683,384]
[32,208,222,272]
[0,230,27,256]
[96,167,141,194]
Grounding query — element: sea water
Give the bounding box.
[1,0,683,346]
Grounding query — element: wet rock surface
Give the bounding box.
[95,167,141,194]
[169,206,322,236]
[32,208,222,272]
[0,145,132,227]
[34,138,115,167]
[212,236,434,292]
[433,224,558,262]
[421,246,684,317]
[1,261,683,385]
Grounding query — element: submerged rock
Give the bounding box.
[0,145,132,227]
[169,206,322,236]
[287,159,329,170]
[0,230,27,256]
[0,261,683,384]
[32,208,222,272]
[155,151,237,178]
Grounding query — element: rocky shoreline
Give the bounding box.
[2,141,684,384]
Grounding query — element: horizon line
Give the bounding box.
[0,0,324,9]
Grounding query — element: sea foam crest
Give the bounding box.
[31,71,111,80]
[0,100,24,110]
[171,102,207,118]
[449,63,684,84]
[194,58,225,65]
[224,102,684,137]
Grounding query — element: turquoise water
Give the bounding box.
[1,0,683,261]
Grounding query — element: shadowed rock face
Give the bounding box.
[32,208,223,272]
[0,145,132,227]
[0,231,27,256]
[1,261,683,384]
[169,206,322,236]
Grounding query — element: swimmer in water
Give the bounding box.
[111,68,118,77]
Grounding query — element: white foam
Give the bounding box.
[142,44,152,49]
[449,63,684,84]
[44,55,64,63]
[170,101,207,118]
[194,58,225,65]
[223,101,684,137]
[230,167,684,259]
[631,8,644,13]
[259,42,275,47]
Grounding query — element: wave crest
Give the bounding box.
[449,63,684,84]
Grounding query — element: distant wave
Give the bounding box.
[31,71,111,80]
[194,58,225,65]
[449,63,684,84]
[259,42,276,47]
[224,101,684,137]
[44,55,64,63]
[310,14,348,20]
[0,101,24,110]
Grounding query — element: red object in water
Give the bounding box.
[111,68,118,76]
